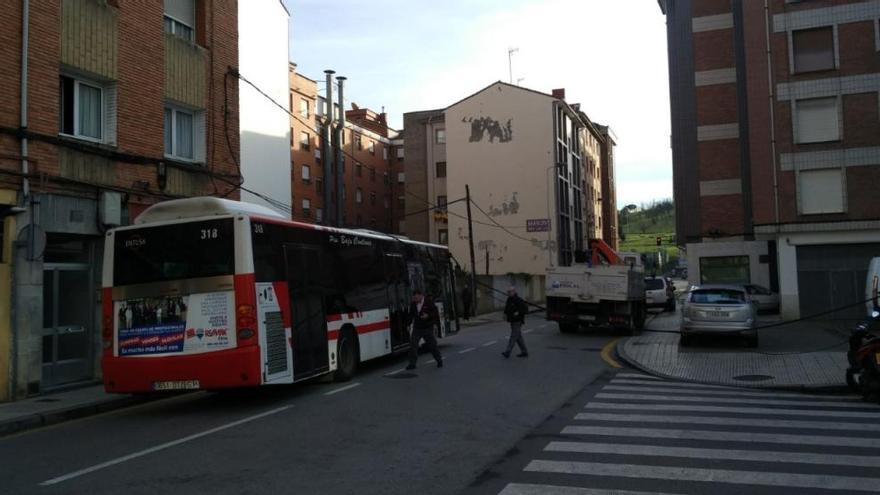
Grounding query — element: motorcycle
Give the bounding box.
[846,308,880,402]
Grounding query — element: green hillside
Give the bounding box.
[618,199,678,272]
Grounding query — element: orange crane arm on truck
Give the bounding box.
[590,238,621,265]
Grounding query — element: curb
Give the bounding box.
[0,394,153,438]
[615,336,850,394]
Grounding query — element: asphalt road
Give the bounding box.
[0,317,620,495]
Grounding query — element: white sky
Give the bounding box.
[284,0,672,207]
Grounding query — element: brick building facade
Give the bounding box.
[0,0,240,399]
[288,64,403,232]
[660,0,880,318]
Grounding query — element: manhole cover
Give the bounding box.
[733,374,774,382]
[35,398,61,403]
[385,373,418,379]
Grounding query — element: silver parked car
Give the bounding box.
[681,285,758,348]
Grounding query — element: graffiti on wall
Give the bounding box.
[463,116,513,143]
[487,192,520,217]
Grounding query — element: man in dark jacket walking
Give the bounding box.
[406,289,443,370]
[502,286,529,358]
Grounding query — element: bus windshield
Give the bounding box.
[113,218,235,286]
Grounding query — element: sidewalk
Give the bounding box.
[617,312,851,392]
[0,384,149,437]
[458,310,506,328]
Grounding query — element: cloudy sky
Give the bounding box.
[284,0,671,207]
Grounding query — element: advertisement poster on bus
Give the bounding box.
[116,291,235,356]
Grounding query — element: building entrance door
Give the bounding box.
[41,263,94,388]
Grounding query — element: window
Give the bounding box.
[383,172,390,185]
[383,146,388,160]
[356,163,363,177]
[370,192,376,205]
[435,128,446,144]
[300,98,309,118]
[370,168,376,181]
[164,106,198,160]
[300,131,310,150]
[163,0,195,42]
[356,188,363,203]
[302,199,311,217]
[396,148,404,160]
[795,97,840,143]
[316,208,323,222]
[398,196,405,209]
[699,256,750,285]
[356,135,363,150]
[792,26,835,73]
[315,178,323,193]
[438,229,449,245]
[799,168,845,214]
[369,141,375,155]
[437,195,448,211]
[302,165,311,182]
[397,172,405,184]
[436,162,447,178]
[60,75,103,141]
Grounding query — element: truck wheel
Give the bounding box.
[559,322,577,334]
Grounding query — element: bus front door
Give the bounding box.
[285,245,330,380]
[384,253,409,350]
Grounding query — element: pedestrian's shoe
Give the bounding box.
[436,358,443,368]
[405,364,416,370]
[501,351,511,358]
[517,352,529,358]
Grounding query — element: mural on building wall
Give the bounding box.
[463,116,513,143]
[487,192,520,216]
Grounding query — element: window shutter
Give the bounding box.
[194,110,207,163]
[104,83,118,145]
[795,97,839,143]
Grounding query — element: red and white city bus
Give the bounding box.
[101,197,458,393]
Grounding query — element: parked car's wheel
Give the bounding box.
[679,333,690,347]
[745,333,759,348]
[559,322,577,334]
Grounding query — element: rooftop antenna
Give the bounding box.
[508,47,519,84]
[516,77,525,86]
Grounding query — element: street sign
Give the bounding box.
[526,219,551,232]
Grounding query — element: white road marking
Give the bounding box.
[500,483,677,495]
[545,441,880,468]
[524,459,880,492]
[561,425,880,448]
[482,340,498,347]
[574,412,880,432]
[585,401,880,418]
[458,347,477,354]
[594,392,876,408]
[324,383,361,396]
[602,385,858,400]
[426,359,436,364]
[523,328,534,334]
[384,368,407,376]
[39,405,291,486]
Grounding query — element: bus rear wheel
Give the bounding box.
[334,329,358,382]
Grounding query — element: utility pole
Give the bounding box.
[335,76,347,228]
[323,70,335,226]
[465,184,477,309]
[508,47,518,84]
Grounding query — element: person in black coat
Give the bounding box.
[502,286,529,358]
[406,289,443,370]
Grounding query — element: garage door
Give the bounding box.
[797,243,880,321]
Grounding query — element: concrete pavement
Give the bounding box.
[618,309,851,391]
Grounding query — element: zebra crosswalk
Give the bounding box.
[497,372,880,494]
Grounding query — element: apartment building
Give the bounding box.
[0,0,241,399]
[403,82,619,302]
[288,64,402,232]
[659,0,880,318]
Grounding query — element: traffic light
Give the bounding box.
[656,236,662,246]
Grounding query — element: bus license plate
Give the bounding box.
[153,380,200,391]
[707,311,729,318]
[578,314,596,321]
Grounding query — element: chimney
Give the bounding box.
[552,88,566,100]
